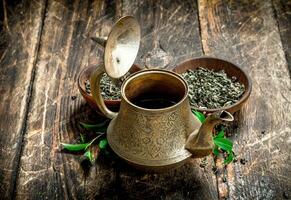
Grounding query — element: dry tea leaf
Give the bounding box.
[182,68,245,109]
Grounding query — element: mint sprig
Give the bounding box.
[60,119,109,164]
[61,142,90,152]
[61,133,104,152]
[192,110,234,164]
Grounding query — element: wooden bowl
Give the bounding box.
[78,64,142,115]
[173,57,252,113]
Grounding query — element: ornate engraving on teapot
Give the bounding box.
[107,99,194,167]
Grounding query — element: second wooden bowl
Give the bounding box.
[173,57,252,113]
[78,64,141,115]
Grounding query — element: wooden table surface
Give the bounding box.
[0,0,291,199]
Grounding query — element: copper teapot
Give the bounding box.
[89,16,233,171]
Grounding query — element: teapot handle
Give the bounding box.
[185,110,233,157]
[90,65,118,119]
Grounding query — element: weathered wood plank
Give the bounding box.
[15,0,106,199]
[272,0,291,76]
[0,0,46,198]
[120,0,204,69]
[199,0,291,199]
[15,0,219,199]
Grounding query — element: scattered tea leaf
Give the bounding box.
[99,139,108,150]
[61,142,89,152]
[240,158,247,165]
[213,137,233,152]
[192,110,206,123]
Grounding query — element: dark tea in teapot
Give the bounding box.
[124,71,186,110]
[132,95,177,109]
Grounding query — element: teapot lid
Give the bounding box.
[104,16,141,79]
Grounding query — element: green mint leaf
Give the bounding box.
[214,130,225,139]
[224,151,234,164]
[61,133,104,152]
[99,139,108,150]
[61,142,90,152]
[80,120,109,132]
[213,137,233,152]
[84,150,94,163]
[192,110,206,123]
[213,145,220,156]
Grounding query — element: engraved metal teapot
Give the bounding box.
[90,16,234,171]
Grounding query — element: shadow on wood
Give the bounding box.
[64,101,216,200]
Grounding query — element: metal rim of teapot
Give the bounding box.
[120,69,189,112]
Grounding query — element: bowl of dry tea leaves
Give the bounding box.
[78,64,141,115]
[173,57,252,113]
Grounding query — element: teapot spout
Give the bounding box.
[90,36,108,48]
[185,110,234,157]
